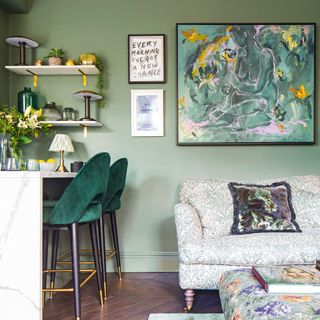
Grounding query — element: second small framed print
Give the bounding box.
[131,89,164,137]
[128,34,165,83]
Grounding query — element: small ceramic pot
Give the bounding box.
[48,57,62,65]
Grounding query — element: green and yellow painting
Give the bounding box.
[176,24,315,145]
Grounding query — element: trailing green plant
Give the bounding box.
[78,52,104,107]
[44,48,65,59]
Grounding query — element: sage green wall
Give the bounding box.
[7,0,320,271]
[0,8,8,104]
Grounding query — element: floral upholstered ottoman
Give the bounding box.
[219,269,320,320]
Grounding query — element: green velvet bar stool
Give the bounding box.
[98,158,128,299]
[43,152,111,320]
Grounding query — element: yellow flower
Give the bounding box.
[5,114,13,124]
[282,25,301,50]
[290,85,308,99]
[182,29,208,43]
[179,96,186,109]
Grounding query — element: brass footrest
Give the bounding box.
[56,249,116,265]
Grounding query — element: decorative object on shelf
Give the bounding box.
[39,159,56,172]
[42,101,61,121]
[73,90,102,137]
[70,161,84,172]
[128,34,165,84]
[78,53,104,104]
[26,159,40,171]
[35,59,42,66]
[73,90,102,121]
[176,23,315,145]
[62,107,76,121]
[0,134,10,170]
[6,36,39,65]
[65,59,75,66]
[49,134,74,172]
[0,105,49,168]
[131,89,164,136]
[6,157,21,171]
[79,53,96,65]
[44,48,65,66]
[18,87,38,113]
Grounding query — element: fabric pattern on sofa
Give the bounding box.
[174,175,320,309]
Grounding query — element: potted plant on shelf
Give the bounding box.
[45,48,65,65]
[78,52,104,106]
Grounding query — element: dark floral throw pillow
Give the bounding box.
[228,182,301,235]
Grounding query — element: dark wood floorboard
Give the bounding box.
[43,272,222,320]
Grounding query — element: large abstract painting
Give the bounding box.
[176,23,315,145]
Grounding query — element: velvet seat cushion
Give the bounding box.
[43,202,102,225]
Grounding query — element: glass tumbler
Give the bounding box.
[27,159,40,171]
[62,108,76,121]
[6,158,21,171]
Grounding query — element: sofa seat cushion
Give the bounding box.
[180,231,320,266]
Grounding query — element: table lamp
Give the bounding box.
[49,134,74,172]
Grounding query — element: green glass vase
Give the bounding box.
[17,87,38,114]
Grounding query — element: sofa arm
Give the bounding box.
[174,203,203,249]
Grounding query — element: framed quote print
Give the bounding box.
[128,34,165,83]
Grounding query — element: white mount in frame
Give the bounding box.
[131,89,164,136]
[128,34,165,83]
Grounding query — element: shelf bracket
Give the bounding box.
[27,69,38,87]
[78,69,87,87]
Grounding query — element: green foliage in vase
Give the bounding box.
[0,105,50,157]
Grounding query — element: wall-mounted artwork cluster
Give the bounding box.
[176,23,315,145]
[128,34,165,137]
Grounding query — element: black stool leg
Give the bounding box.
[89,221,104,306]
[98,215,108,300]
[109,211,122,280]
[49,230,60,299]
[42,229,49,305]
[70,223,81,320]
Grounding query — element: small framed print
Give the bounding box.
[131,89,164,136]
[128,34,165,83]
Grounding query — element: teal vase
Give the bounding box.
[17,87,38,113]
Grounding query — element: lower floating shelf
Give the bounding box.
[41,120,102,127]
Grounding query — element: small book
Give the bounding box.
[252,265,320,294]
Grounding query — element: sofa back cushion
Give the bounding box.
[180,175,320,239]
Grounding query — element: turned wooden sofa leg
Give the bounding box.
[184,289,195,312]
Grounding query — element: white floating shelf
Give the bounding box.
[41,120,102,127]
[5,65,99,75]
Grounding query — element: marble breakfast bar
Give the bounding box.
[0,171,76,319]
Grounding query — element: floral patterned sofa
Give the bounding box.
[174,175,320,311]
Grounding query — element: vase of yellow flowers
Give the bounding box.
[0,105,49,170]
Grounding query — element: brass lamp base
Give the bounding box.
[55,150,68,172]
[55,164,68,172]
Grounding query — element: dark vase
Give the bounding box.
[17,87,38,113]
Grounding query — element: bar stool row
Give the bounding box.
[42,152,128,320]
